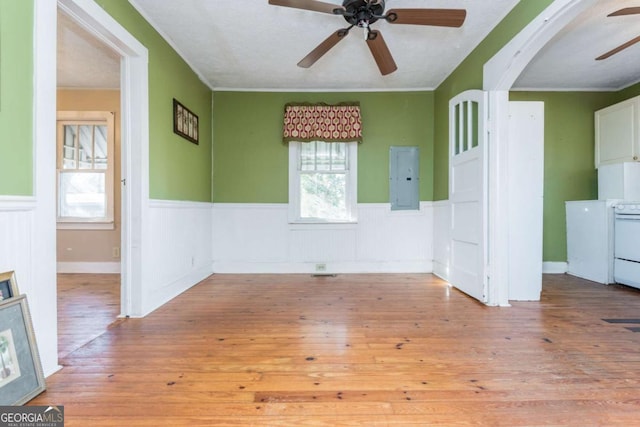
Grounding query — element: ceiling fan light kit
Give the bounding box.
[268,0,466,75]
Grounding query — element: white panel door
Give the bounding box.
[449,90,488,302]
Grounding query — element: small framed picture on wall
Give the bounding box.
[173,98,199,145]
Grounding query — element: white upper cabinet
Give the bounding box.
[595,96,640,168]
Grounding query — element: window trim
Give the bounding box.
[56,111,115,230]
[288,140,358,224]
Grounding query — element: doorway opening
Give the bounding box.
[55,8,122,357]
[482,0,594,305]
[51,0,150,360]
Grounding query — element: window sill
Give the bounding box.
[57,221,115,231]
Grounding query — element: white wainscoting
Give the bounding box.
[432,200,452,281]
[212,203,434,274]
[0,198,36,298]
[432,199,567,284]
[1,197,214,374]
[143,200,214,313]
[0,196,60,375]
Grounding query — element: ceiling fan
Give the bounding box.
[596,7,640,60]
[268,0,466,75]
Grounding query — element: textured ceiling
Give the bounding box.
[128,0,519,91]
[57,12,120,89]
[57,0,640,92]
[513,0,640,91]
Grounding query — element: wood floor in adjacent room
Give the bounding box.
[56,273,120,359]
[32,273,640,426]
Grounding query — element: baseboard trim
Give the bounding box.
[212,261,433,275]
[57,262,121,274]
[542,262,568,274]
[141,265,213,317]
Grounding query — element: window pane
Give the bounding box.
[59,172,106,218]
[471,101,479,148]
[315,141,331,171]
[300,142,315,171]
[299,141,348,172]
[78,125,94,169]
[454,104,460,155]
[462,102,469,152]
[300,173,348,220]
[331,143,347,171]
[94,125,108,170]
[63,125,77,169]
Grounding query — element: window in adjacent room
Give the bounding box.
[289,140,358,223]
[56,111,115,229]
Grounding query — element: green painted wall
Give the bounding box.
[428,0,619,263]
[612,81,640,103]
[428,0,639,263]
[0,0,212,201]
[509,92,620,261]
[212,91,434,203]
[95,0,212,202]
[433,0,555,200]
[0,0,34,196]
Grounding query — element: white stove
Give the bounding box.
[615,202,640,215]
[614,202,640,289]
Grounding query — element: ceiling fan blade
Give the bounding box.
[268,0,344,15]
[596,35,640,60]
[366,30,397,76]
[298,29,350,68]
[386,9,466,27]
[608,7,640,17]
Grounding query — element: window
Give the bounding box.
[289,140,357,223]
[56,111,115,229]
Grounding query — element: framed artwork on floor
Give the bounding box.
[0,295,46,405]
[0,271,19,302]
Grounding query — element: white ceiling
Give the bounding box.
[513,0,640,91]
[57,12,120,89]
[57,0,640,92]
[127,0,519,91]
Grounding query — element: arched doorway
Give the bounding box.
[482,0,598,306]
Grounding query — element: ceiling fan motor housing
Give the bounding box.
[341,0,386,27]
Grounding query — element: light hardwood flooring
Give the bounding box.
[56,273,120,359]
[31,273,640,426]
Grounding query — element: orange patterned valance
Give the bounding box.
[282,103,362,143]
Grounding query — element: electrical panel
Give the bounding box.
[389,146,419,211]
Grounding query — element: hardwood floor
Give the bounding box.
[31,273,640,426]
[56,273,120,358]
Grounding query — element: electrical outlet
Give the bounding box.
[112,247,120,258]
[315,263,327,272]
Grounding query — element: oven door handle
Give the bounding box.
[615,215,640,221]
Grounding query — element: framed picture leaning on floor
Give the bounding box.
[0,271,19,302]
[0,295,46,405]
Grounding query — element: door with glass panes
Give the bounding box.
[448,90,488,303]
